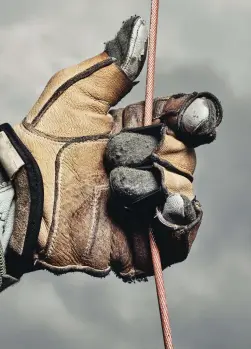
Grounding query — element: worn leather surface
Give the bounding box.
[12,52,136,279]
[8,48,219,281]
[106,98,204,277]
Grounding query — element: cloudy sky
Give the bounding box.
[0,1,251,348]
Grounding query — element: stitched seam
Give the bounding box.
[22,120,110,143]
[31,58,115,127]
[35,259,111,276]
[46,139,108,258]
[86,186,100,253]
[21,122,65,145]
[86,185,108,255]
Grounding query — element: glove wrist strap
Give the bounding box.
[0,123,44,290]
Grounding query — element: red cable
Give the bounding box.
[144,1,174,348]
[150,233,174,349]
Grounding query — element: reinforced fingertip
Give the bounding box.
[105,16,148,81]
[105,132,158,170]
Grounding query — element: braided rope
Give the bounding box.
[144,1,174,348]
[144,0,159,126]
[150,232,174,349]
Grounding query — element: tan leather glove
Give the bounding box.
[0,16,222,290]
[104,91,222,278]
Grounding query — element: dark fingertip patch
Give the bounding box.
[177,92,223,147]
[181,194,197,223]
[104,15,144,68]
[110,167,159,203]
[105,131,159,170]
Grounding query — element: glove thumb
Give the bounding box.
[25,16,148,138]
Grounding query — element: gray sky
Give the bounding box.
[0,1,250,348]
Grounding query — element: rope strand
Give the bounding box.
[150,233,174,349]
[144,0,159,126]
[144,1,174,348]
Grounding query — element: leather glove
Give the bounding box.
[0,15,222,291]
[105,91,222,277]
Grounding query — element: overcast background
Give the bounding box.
[0,1,250,348]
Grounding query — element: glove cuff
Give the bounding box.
[0,123,43,284]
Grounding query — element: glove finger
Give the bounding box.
[152,196,203,267]
[110,92,222,147]
[105,125,162,170]
[109,167,163,210]
[157,92,223,147]
[161,193,197,226]
[105,15,148,82]
[25,16,147,138]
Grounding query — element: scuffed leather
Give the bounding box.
[8,52,221,282]
[105,100,202,278]
[11,52,134,277]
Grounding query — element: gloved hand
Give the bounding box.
[105,90,222,276]
[0,15,222,291]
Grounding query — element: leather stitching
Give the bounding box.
[86,185,109,255]
[31,57,115,127]
[46,139,108,258]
